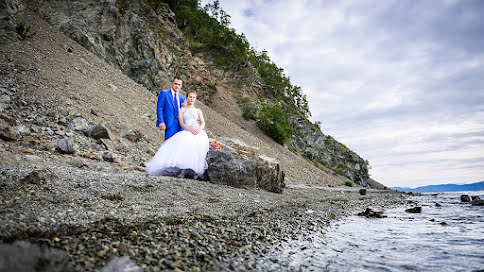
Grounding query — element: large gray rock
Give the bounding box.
[471,199,484,206]
[0,240,71,272]
[460,194,472,202]
[0,118,16,141]
[68,118,111,140]
[206,138,285,193]
[87,124,110,140]
[68,117,90,134]
[56,138,76,154]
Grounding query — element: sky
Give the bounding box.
[200,0,484,188]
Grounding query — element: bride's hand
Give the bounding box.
[191,128,201,135]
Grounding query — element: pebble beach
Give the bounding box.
[0,145,406,271]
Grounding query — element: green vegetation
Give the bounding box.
[242,103,258,121]
[79,40,88,49]
[313,121,322,134]
[116,0,129,14]
[256,102,294,144]
[324,135,348,150]
[145,0,249,65]
[344,181,354,187]
[239,97,258,120]
[159,27,168,43]
[248,50,310,118]
[15,20,35,40]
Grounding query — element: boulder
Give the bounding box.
[206,138,285,193]
[56,138,76,154]
[357,208,386,218]
[471,199,484,206]
[359,188,367,195]
[102,151,117,163]
[405,206,422,213]
[68,117,90,134]
[87,124,110,140]
[0,240,71,272]
[0,123,16,141]
[460,194,471,203]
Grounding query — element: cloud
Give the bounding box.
[201,0,484,187]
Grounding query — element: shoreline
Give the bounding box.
[0,145,407,271]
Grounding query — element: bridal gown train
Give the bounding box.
[146,107,209,176]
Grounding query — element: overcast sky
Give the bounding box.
[201,0,484,188]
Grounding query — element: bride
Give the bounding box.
[146,90,209,179]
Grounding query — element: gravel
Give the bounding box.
[0,145,406,271]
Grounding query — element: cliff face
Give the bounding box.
[289,116,370,186]
[26,0,217,103]
[23,0,372,186]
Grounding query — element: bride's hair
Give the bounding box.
[186,90,197,96]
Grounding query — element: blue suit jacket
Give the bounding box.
[156,89,186,140]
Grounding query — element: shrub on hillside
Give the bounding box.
[242,104,258,121]
[345,181,354,187]
[256,102,293,145]
[15,20,35,39]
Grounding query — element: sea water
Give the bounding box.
[260,191,484,272]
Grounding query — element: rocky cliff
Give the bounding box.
[15,0,374,187]
[26,0,218,104]
[289,116,370,186]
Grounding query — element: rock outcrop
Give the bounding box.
[206,138,285,193]
[290,116,370,186]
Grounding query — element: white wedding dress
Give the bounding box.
[146,107,209,176]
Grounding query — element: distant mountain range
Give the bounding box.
[391,181,484,193]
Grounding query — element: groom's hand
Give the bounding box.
[158,123,166,131]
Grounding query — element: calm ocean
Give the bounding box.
[259,190,484,271]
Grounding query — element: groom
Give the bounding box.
[156,77,186,140]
